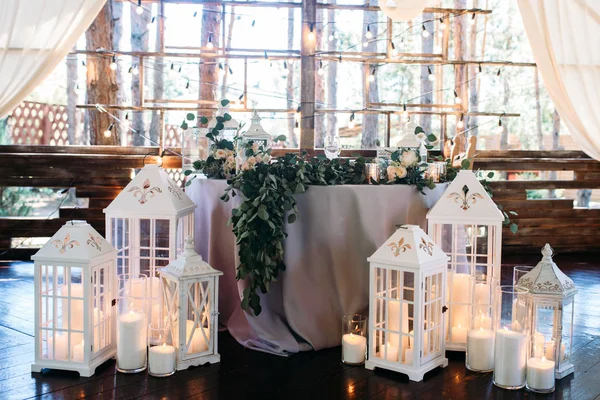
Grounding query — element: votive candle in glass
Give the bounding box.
[117,274,148,373]
[342,314,367,365]
[466,276,496,372]
[148,323,176,377]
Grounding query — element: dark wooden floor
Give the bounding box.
[2,253,600,400]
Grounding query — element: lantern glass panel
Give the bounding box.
[177,215,194,254]
[139,219,171,277]
[422,272,443,362]
[185,280,212,355]
[559,298,574,371]
[91,262,111,353]
[182,128,209,172]
[112,217,130,276]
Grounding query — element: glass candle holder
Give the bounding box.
[493,285,530,390]
[148,322,176,377]
[513,266,534,287]
[365,163,380,184]
[342,314,367,365]
[466,275,496,372]
[526,337,556,393]
[116,274,148,373]
[435,161,447,181]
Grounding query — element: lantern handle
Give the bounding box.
[142,150,166,167]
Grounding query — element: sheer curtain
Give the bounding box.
[518,0,600,160]
[0,0,106,118]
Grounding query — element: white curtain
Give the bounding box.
[0,0,106,119]
[518,0,600,160]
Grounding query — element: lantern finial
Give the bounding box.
[541,243,553,259]
[184,236,196,256]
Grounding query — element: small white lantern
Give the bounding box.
[31,220,116,377]
[104,164,196,281]
[159,237,223,370]
[181,127,210,174]
[426,170,504,351]
[365,225,448,382]
[237,110,271,169]
[517,244,576,379]
[207,102,239,141]
[396,119,420,148]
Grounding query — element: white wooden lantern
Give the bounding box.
[426,170,504,351]
[517,244,576,379]
[104,164,196,280]
[365,225,448,382]
[159,237,222,370]
[236,110,271,169]
[31,220,116,377]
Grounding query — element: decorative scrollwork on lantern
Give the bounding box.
[128,178,162,204]
[51,233,80,254]
[447,185,484,211]
[87,234,103,251]
[389,238,411,256]
[419,237,434,256]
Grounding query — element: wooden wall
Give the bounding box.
[0,146,598,259]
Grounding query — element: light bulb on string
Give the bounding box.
[402,104,409,120]
[365,25,373,39]
[136,0,143,15]
[206,34,214,50]
[497,68,502,76]
[439,18,446,30]
[368,68,376,83]
[427,66,435,81]
[496,118,504,134]
[469,13,476,26]
[229,66,233,75]
[453,90,461,104]
[328,31,335,42]
[295,105,301,122]
[74,83,81,95]
[478,63,483,73]
[317,61,324,76]
[293,121,300,135]
[147,17,155,29]
[390,41,398,57]
[348,112,355,129]
[422,24,429,38]
[168,62,176,77]
[283,60,289,76]
[132,65,139,76]
[363,40,369,48]
[185,80,190,89]
[81,60,86,71]
[103,123,114,138]
[308,23,315,41]
[193,11,198,17]
[110,56,117,71]
[457,115,465,129]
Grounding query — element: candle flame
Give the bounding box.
[541,356,547,363]
[162,342,167,348]
[354,324,359,332]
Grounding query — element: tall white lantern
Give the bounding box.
[517,244,576,379]
[237,110,271,169]
[159,237,222,370]
[365,225,448,382]
[426,170,504,351]
[104,164,196,280]
[31,220,116,377]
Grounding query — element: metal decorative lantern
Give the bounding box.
[517,244,576,379]
[181,127,210,174]
[426,170,504,351]
[31,221,116,376]
[365,225,448,382]
[237,110,271,169]
[207,102,239,141]
[159,237,222,370]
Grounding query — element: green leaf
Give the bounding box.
[461,159,471,169]
[510,223,518,234]
[216,122,225,131]
[288,213,297,224]
[184,169,192,176]
[487,171,495,178]
[186,113,195,121]
[221,99,230,106]
[425,145,434,150]
[275,134,287,142]
[427,134,437,142]
[200,116,209,125]
[180,121,188,130]
[223,113,232,121]
[257,205,269,220]
[509,211,518,216]
[415,126,425,134]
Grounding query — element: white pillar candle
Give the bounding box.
[185,320,210,354]
[466,328,494,371]
[474,283,490,305]
[494,329,527,388]
[72,340,85,362]
[117,310,147,370]
[150,304,161,327]
[527,357,555,391]
[47,333,68,360]
[148,276,161,298]
[404,347,414,365]
[473,312,493,330]
[533,331,545,358]
[451,324,467,343]
[450,274,470,330]
[383,342,398,362]
[409,329,429,354]
[62,283,84,331]
[149,343,176,376]
[342,333,366,364]
[387,301,409,348]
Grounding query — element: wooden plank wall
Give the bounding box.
[0,146,598,259]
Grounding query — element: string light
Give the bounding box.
[439,17,446,30]
[252,19,256,27]
[110,56,117,71]
[328,31,335,42]
[402,103,409,119]
[469,13,476,26]
[168,62,176,77]
[390,41,398,57]
[103,123,114,138]
[453,90,461,104]
[128,66,132,73]
[308,23,315,40]
[74,84,81,95]
[363,40,369,48]
[185,80,190,89]
[368,68,376,83]
[422,24,429,38]
[218,63,224,70]
[264,51,268,60]
[365,25,372,39]
[229,66,233,75]
[283,60,289,75]
[125,113,129,120]
[497,68,502,76]
[239,93,245,101]
[147,16,155,29]
[479,63,483,73]
[81,60,87,71]
[457,114,465,129]
[178,65,182,73]
[193,11,198,17]
[348,112,355,129]
[206,34,214,50]
[295,105,301,122]
[427,66,435,82]
[293,121,300,135]
[131,65,139,76]
[496,118,504,134]
[135,0,143,15]
[317,61,324,76]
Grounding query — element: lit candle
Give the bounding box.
[130,278,146,311]
[47,333,68,360]
[450,273,470,329]
[61,283,84,331]
[473,312,493,330]
[404,347,414,364]
[544,339,566,361]
[117,310,147,371]
[342,333,367,364]
[384,342,398,362]
[72,340,85,362]
[494,328,527,388]
[451,324,467,343]
[533,331,545,358]
[149,343,176,376]
[466,328,494,371]
[526,357,555,392]
[474,282,490,305]
[186,320,210,354]
[388,301,409,349]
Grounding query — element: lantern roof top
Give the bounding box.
[517,244,577,297]
[368,225,447,267]
[32,220,116,263]
[426,170,504,223]
[207,102,239,130]
[103,164,196,218]
[242,110,271,139]
[160,237,223,279]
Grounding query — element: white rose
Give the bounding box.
[241,161,251,171]
[247,156,257,166]
[387,165,407,180]
[215,149,226,159]
[401,150,418,167]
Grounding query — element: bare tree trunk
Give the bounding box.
[112,0,124,145]
[286,4,298,147]
[534,68,543,150]
[361,1,379,149]
[131,4,151,146]
[66,55,79,144]
[454,0,467,136]
[548,109,561,198]
[220,8,235,99]
[199,4,222,120]
[420,13,434,134]
[150,1,165,146]
[314,9,325,148]
[85,2,117,145]
[326,2,337,142]
[468,0,478,137]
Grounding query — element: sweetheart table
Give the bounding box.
[187,179,447,355]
